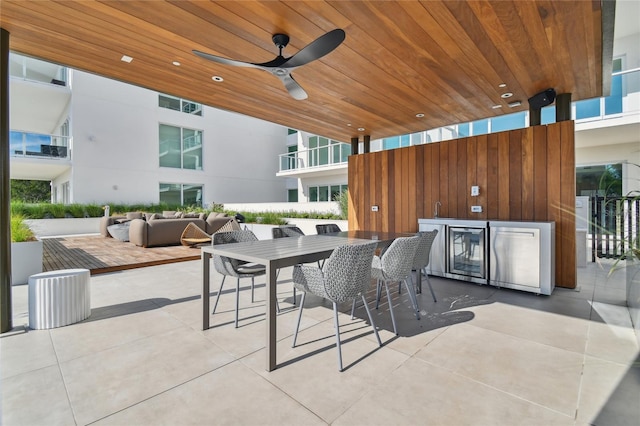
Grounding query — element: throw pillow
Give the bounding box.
[126,212,143,220]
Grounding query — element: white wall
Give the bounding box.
[68,71,288,206]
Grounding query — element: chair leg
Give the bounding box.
[361,295,382,347]
[235,278,240,328]
[293,287,297,306]
[403,278,421,320]
[375,279,382,309]
[350,299,357,319]
[251,277,255,303]
[383,282,398,335]
[212,276,226,314]
[423,267,437,302]
[332,302,343,372]
[292,292,306,347]
[415,270,422,294]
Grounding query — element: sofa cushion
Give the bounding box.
[126,212,143,220]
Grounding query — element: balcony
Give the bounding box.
[276,143,351,178]
[9,53,71,135]
[10,131,72,180]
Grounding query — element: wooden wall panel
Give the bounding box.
[497,131,510,220]
[509,129,523,220]
[486,134,499,219]
[521,128,535,221]
[533,126,548,221]
[476,135,488,220]
[381,151,390,232]
[349,121,577,288]
[559,121,576,287]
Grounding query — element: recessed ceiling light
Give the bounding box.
[172,61,181,66]
[491,105,502,109]
[120,55,133,63]
[212,76,224,82]
[415,113,425,118]
[508,101,522,108]
[357,127,365,132]
[498,83,507,88]
[501,92,513,98]
[347,123,352,127]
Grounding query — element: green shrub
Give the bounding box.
[10,215,36,242]
[336,190,349,220]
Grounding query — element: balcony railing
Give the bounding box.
[279,143,351,172]
[10,131,71,160]
[574,67,640,122]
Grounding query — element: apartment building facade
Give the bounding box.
[9,56,289,207]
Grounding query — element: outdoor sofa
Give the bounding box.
[101,211,233,248]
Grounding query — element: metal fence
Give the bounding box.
[591,196,640,261]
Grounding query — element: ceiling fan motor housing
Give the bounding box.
[272,34,290,49]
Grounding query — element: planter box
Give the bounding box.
[25,218,101,237]
[11,240,43,285]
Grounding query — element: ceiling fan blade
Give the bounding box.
[193,49,264,69]
[281,29,345,68]
[277,73,308,100]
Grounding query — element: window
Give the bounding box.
[604,58,623,115]
[491,112,526,133]
[576,164,622,197]
[158,94,202,116]
[288,189,298,202]
[308,136,349,166]
[159,124,203,170]
[308,184,348,202]
[159,183,203,207]
[471,119,489,135]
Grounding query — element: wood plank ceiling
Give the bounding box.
[1,0,605,142]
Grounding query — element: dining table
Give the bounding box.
[201,230,415,371]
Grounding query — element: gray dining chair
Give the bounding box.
[292,241,380,372]
[271,225,306,311]
[370,235,421,335]
[211,229,265,328]
[411,230,438,302]
[315,223,342,234]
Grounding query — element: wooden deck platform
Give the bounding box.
[43,236,201,275]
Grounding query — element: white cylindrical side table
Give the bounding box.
[29,269,91,330]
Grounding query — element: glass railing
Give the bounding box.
[10,131,71,159]
[9,53,68,86]
[575,67,640,121]
[279,143,351,172]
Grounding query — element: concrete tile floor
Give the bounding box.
[1,259,638,425]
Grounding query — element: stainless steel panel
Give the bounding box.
[418,221,446,277]
[490,227,540,288]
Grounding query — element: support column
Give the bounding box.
[363,135,371,154]
[556,93,572,122]
[0,28,13,333]
[350,137,359,155]
[529,107,541,126]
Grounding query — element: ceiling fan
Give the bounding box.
[193,29,345,100]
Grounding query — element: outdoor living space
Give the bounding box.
[2,257,638,425]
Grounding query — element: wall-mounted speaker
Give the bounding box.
[528,88,556,109]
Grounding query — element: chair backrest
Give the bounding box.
[272,225,305,239]
[412,230,438,270]
[316,223,342,234]
[379,236,420,281]
[322,241,378,302]
[212,230,259,274]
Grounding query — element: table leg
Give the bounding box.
[266,262,277,371]
[202,252,211,330]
